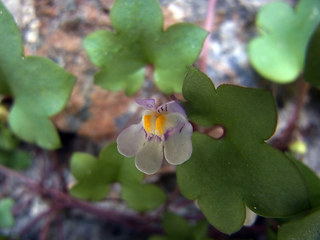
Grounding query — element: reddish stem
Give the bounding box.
[18,208,54,237]
[156,184,180,218]
[40,211,55,240]
[0,164,161,234]
[273,77,310,150]
[199,0,217,72]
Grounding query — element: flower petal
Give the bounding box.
[164,122,193,165]
[136,99,156,110]
[162,112,188,139]
[135,137,163,174]
[157,101,187,117]
[244,207,257,226]
[117,124,146,157]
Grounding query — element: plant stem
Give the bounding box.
[199,0,217,72]
[273,77,310,150]
[40,210,55,240]
[0,164,161,234]
[18,208,54,237]
[156,184,180,218]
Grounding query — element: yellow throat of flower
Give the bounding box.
[143,113,166,136]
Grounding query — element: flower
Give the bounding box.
[117,99,193,174]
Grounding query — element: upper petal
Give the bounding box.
[135,137,164,174]
[157,101,187,117]
[117,123,146,157]
[136,99,156,110]
[164,122,193,165]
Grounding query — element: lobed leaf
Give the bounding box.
[290,155,320,208]
[248,0,320,83]
[84,0,207,95]
[0,149,30,170]
[162,212,191,239]
[122,184,166,212]
[152,23,207,93]
[0,124,18,151]
[276,156,320,239]
[149,212,209,240]
[70,142,166,211]
[110,0,163,37]
[70,152,111,200]
[177,67,310,234]
[0,124,30,170]
[278,208,320,240]
[0,2,76,149]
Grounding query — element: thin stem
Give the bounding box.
[57,213,64,240]
[50,150,68,192]
[18,208,54,237]
[273,77,310,150]
[0,164,161,234]
[40,211,55,240]
[199,0,217,72]
[12,196,32,216]
[155,184,180,218]
[0,164,38,186]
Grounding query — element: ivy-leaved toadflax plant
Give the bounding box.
[117,99,193,174]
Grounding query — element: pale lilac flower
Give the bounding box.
[117,99,193,174]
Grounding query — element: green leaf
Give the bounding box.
[122,184,166,212]
[84,0,206,95]
[70,142,167,211]
[149,234,176,239]
[266,219,278,240]
[149,212,209,240]
[0,3,76,149]
[162,212,192,239]
[0,125,18,151]
[0,124,30,170]
[278,208,320,240]
[152,23,207,93]
[0,235,10,240]
[0,198,14,228]
[248,0,320,83]
[70,152,111,201]
[0,149,30,170]
[177,67,310,234]
[0,1,23,95]
[305,25,320,88]
[192,221,209,240]
[149,237,169,240]
[289,155,320,208]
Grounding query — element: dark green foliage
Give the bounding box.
[177,67,311,234]
[70,142,167,212]
[0,2,76,149]
[84,0,207,95]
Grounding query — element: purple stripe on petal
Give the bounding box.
[136,99,156,110]
[147,134,154,141]
[147,134,162,142]
[179,123,185,133]
[157,101,187,117]
[164,121,186,141]
[164,128,175,141]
